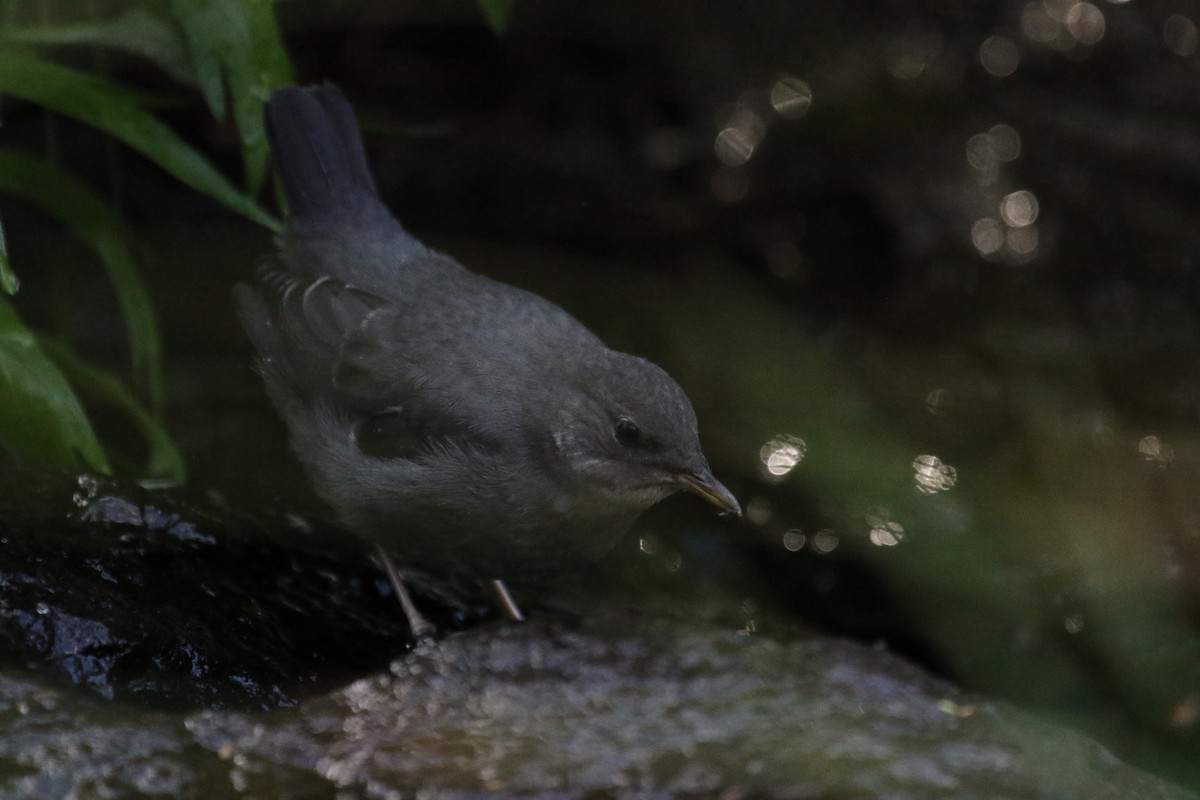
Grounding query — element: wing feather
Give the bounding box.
[236,270,485,461]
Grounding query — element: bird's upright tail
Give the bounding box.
[264,85,392,227]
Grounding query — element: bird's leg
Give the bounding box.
[374,545,437,642]
[485,579,525,621]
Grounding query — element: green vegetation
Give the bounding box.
[0,0,292,484]
[0,0,515,485]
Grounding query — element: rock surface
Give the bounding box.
[182,613,1198,798]
[0,471,439,709]
[0,472,1194,798]
[1,612,1196,798]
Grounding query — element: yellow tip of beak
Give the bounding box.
[677,471,741,516]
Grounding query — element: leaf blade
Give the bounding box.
[168,0,293,193]
[477,0,517,33]
[0,216,17,295]
[0,295,110,473]
[39,338,186,486]
[0,47,281,231]
[0,8,197,87]
[0,148,161,412]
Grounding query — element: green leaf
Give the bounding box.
[39,338,185,487]
[168,0,229,121]
[0,7,197,87]
[168,0,293,193]
[0,47,281,231]
[0,295,110,473]
[241,0,293,91]
[0,216,16,295]
[0,148,161,412]
[477,0,517,33]
[238,0,294,190]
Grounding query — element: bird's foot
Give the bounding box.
[485,578,525,622]
[374,546,438,644]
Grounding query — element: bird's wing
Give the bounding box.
[238,266,379,394]
[334,298,509,459]
[237,267,494,461]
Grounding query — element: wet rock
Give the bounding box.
[2,613,1193,798]
[0,473,1194,797]
[0,673,221,800]
[0,471,457,709]
[186,614,1198,798]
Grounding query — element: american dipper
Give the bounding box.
[236,85,739,633]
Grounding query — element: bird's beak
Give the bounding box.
[677,470,742,517]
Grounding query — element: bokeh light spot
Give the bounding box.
[1164,15,1199,56]
[913,454,958,494]
[1021,2,1061,44]
[972,217,1005,255]
[938,699,978,718]
[770,76,813,118]
[926,387,952,416]
[759,434,807,480]
[1139,435,1175,464]
[1169,697,1200,731]
[989,124,1022,161]
[980,35,1020,76]
[746,497,773,526]
[1006,226,1039,258]
[1066,2,1106,44]
[714,126,757,166]
[887,33,944,80]
[966,133,997,171]
[869,521,905,546]
[1000,190,1039,227]
[813,529,839,553]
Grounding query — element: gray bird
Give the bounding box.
[236,85,739,635]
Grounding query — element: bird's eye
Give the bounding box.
[614,417,643,447]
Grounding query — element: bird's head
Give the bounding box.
[546,352,740,518]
